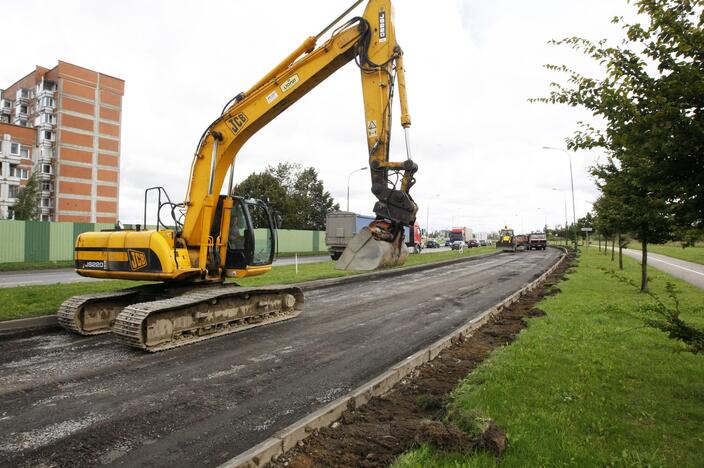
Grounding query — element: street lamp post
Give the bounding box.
[552,188,568,246]
[346,167,367,212]
[426,194,440,236]
[543,146,578,249]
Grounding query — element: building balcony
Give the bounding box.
[37,89,55,100]
[35,120,53,131]
[0,104,10,115]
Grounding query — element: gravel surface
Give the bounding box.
[0,248,560,467]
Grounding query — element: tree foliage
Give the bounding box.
[234,162,339,230]
[538,0,703,232]
[536,0,703,290]
[12,172,41,221]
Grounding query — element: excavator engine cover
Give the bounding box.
[335,226,407,271]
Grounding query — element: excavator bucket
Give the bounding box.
[335,227,408,271]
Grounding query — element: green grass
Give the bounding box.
[394,248,704,467]
[0,246,495,322]
[632,242,704,266]
[0,260,75,272]
[0,280,139,321]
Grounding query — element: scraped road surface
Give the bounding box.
[0,249,560,467]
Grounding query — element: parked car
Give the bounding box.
[479,239,487,247]
[425,239,440,249]
[444,240,452,247]
[451,240,464,250]
[467,239,479,248]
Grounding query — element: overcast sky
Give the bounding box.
[2,0,638,233]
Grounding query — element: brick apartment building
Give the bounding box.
[0,61,124,222]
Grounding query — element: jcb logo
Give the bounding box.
[128,249,148,271]
[227,112,248,135]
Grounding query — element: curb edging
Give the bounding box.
[219,247,568,468]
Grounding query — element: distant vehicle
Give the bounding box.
[496,226,518,252]
[451,240,464,250]
[425,239,440,249]
[325,211,376,260]
[449,227,472,244]
[444,240,452,247]
[479,239,487,246]
[326,211,422,259]
[527,232,547,250]
[515,234,529,250]
[405,223,423,254]
[467,239,479,248]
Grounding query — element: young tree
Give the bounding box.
[593,159,672,291]
[12,172,41,220]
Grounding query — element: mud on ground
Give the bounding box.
[271,251,574,468]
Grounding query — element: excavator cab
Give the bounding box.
[208,195,276,279]
[224,197,276,278]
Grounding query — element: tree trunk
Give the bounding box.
[598,236,601,252]
[618,234,623,270]
[641,239,648,292]
[611,237,615,261]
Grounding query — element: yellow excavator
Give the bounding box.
[57,0,418,351]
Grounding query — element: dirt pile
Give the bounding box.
[270,250,573,467]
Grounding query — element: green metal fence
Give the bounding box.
[0,221,325,264]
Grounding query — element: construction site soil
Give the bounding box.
[0,249,562,467]
[272,251,573,468]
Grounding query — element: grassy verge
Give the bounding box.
[276,251,329,258]
[395,248,704,467]
[0,246,495,322]
[0,260,75,272]
[631,242,704,266]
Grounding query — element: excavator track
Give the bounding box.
[57,287,151,335]
[112,285,304,352]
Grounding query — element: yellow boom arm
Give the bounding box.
[181,0,418,274]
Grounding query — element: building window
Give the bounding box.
[20,89,29,98]
[41,214,50,221]
[7,208,14,219]
[41,198,50,207]
[42,130,53,141]
[8,185,20,198]
[41,97,55,107]
[10,166,29,179]
[2,100,10,108]
[42,164,52,174]
[20,147,29,159]
[20,105,28,114]
[10,143,19,155]
[42,182,51,192]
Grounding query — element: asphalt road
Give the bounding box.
[623,248,704,290]
[0,248,559,468]
[0,247,456,289]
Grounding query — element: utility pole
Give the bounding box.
[544,147,578,249]
[346,167,367,212]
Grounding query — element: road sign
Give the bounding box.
[581,227,593,232]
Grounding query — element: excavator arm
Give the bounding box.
[182,0,418,275]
